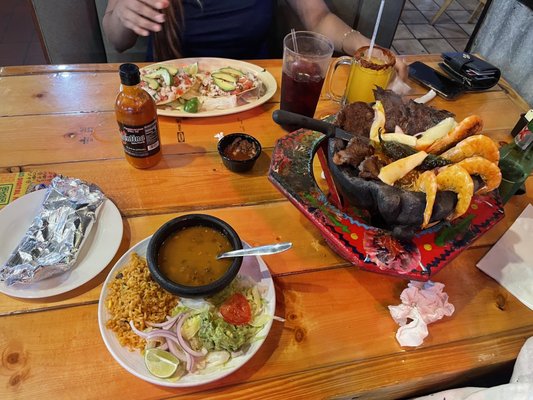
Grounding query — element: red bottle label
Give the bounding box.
[118,120,160,158]
[514,124,533,151]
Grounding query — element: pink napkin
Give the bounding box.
[388,281,455,347]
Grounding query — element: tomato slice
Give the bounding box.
[220,293,252,325]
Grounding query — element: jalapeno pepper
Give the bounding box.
[184,97,200,113]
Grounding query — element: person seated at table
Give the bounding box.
[102,0,408,80]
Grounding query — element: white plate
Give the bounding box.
[143,57,277,118]
[98,237,276,387]
[0,190,123,298]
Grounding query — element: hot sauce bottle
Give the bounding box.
[115,63,162,168]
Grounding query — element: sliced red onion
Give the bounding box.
[130,313,203,373]
[129,321,150,338]
[146,313,181,329]
[185,351,195,372]
[167,340,187,362]
[146,330,181,344]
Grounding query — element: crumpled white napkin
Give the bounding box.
[411,336,533,399]
[414,89,437,104]
[387,75,412,96]
[389,281,455,347]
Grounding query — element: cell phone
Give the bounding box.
[408,61,465,100]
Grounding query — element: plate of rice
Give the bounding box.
[97,236,276,387]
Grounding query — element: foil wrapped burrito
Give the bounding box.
[0,176,106,286]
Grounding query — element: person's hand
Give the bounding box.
[388,56,411,96]
[111,0,170,36]
[395,56,408,82]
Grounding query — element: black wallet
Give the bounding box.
[439,52,500,90]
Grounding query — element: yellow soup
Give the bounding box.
[158,226,234,286]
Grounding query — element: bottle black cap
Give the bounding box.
[119,63,140,85]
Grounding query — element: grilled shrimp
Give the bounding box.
[440,134,500,163]
[436,165,474,220]
[413,170,437,228]
[426,115,483,155]
[456,156,502,194]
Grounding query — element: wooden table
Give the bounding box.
[0,55,532,399]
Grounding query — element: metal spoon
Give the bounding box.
[216,242,292,259]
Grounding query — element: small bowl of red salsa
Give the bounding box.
[217,133,261,172]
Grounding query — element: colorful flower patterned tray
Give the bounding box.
[268,128,505,281]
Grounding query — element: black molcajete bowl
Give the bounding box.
[327,138,462,240]
[146,214,243,298]
[217,133,262,173]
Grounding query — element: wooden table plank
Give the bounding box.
[0,105,290,168]
[0,61,282,117]
[1,94,524,169]
[24,151,282,216]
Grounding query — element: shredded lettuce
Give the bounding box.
[169,277,269,355]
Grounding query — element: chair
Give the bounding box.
[30,0,107,64]
[272,0,405,57]
[468,0,487,23]
[30,0,148,64]
[431,0,487,25]
[468,0,533,106]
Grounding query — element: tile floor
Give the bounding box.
[0,0,484,67]
[393,0,482,55]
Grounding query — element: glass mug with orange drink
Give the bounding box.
[326,46,396,104]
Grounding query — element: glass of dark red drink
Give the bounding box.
[280,31,334,129]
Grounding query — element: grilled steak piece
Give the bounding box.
[335,102,374,137]
[358,155,384,180]
[332,135,374,167]
[373,87,408,133]
[405,100,454,134]
[373,87,454,135]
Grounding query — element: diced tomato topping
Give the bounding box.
[220,293,252,325]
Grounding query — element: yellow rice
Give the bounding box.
[104,252,179,350]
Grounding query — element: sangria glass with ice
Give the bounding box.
[280,31,334,128]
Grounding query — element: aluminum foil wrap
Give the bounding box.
[0,176,106,286]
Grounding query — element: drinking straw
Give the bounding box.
[291,28,299,53]
[367,0,385,60]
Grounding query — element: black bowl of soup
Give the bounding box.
[146,214,243,298]
[217,133,261,172]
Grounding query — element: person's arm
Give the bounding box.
[287,0,407,81]
[103,0,169,52]
[286,0,369,54]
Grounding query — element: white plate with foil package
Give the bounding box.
[98,237,276,387]
[0,189,123,298]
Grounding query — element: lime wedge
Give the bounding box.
[144,348,180,379]
[186,62,199,75]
